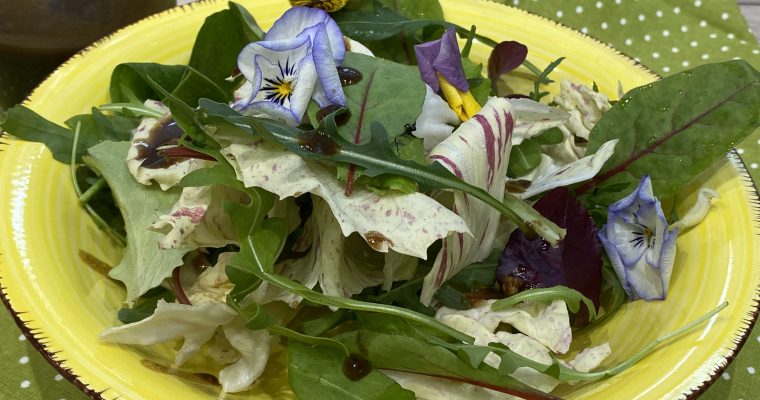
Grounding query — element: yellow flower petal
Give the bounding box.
[289,0,347,12]
[437,73,482,121]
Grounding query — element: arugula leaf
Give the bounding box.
[86,141,189,303]
[579,60,760,205]
[507,138,541,177]
[491,286,597,321]
[341,331,559,400]
[0,105,138,163]
[197,100,564,245]
[288,341,416,400]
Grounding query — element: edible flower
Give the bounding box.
[598,176,678,300]
[414,29,480,121]
[234,7,346,125]
[289,0,347,12]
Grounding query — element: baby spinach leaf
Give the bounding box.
[580,60,760,205]
[228,1,264,43]
[117,287,175,324]
[507,138,541,177]
[109,63,186,103]
[288,341,416,400]
[339,52,426,144]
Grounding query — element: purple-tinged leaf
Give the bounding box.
[487,41,528,90]
[497,188,603,310]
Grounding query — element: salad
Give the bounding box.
[2,0,759,399]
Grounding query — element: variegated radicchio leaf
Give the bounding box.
[497,188,602,310]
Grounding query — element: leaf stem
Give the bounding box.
[268,325,350,356]
[98,103,165,118]
[78,177,106,204]
[69,122,127,247]
[461,25,477,58]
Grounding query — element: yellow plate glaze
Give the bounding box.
[0,0,758,399]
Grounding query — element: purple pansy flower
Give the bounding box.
[414,28,469,93]
[234,6,346,125]
[598,176,678,300]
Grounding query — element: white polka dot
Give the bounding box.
[576,5,583,13]
[634,57,641,62]
[695,0,702,6]
[20,380,30,389]
[581,27,589,34]
[556,10,563,18]
[741,40,747,45]
[721,45,729,52]
[663,66,671,73]
[653,52,660,59]
[601,22,608,29]
[690,40,698,47]
[18,335,26,341]
[753,49,760,55]
[710,33,718,39]
[620,18,627,25]
[699,20,707,28]
[721,12,729,20]
[19,356,29,364]
[751,367,759,374]
[727,33,735,40]
[673,6,681,14]
[733,56,742,60]
[751,163,758,169]
[512,0,519,5]
[625,38,633,46]
[663,30,670,37]
[596,1,603,8]
[54,374,63,381]
[615,0,622,4]
[702,54,710,60]
[681,25,688,33]
[672,47,679,53]
[682,60,690,67]
[656,10,663,17]
[644,34,652,42]
[756,139,760,146]
[738,148,745,155]
[722,372,731,380]
[638,14,646,21]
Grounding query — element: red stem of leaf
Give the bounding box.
[576,81,754,195]
[171,267,192,305]
[344,70,377,197]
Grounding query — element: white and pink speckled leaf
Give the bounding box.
[218,134,470,259]
[420,97,514,305]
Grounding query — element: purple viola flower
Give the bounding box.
[234,6,346,125]
[598,176,678,301]
[414,28,469,93]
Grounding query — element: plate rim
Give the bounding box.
[0,0,757,399]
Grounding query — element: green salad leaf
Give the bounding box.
[86,141,189,303]
[579,60,760,205]
[288,341,416,400]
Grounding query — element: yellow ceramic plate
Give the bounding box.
[1,0,758,399]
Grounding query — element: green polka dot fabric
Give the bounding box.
[1,1,759,399]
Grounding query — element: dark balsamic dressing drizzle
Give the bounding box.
[342,353,373,381]
[298,130,341,155]
[136,118,185,169]
[316,104,351,126]
[337,66,363,86]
